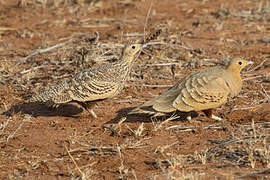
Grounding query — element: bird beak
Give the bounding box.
[247,61,254,65]
[142,44,148,48]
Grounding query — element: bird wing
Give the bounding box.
[68,67,121,102]
[150,84,183,112]
[30,80,73,104]
[131,67,231,115]
[172,72,230,112]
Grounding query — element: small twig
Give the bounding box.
[236,168,270,179]
[123,33,144,37]
[6,115,31,142]
[20,65,48,74]
[158,57,187,65]
[230,105,262,111]
[19,40,71,64]
[145,63,178,67]
[131,169,138,180]
[117,144,125,179]
[99,42,124,48]
[144,41,167,46]
[207,135,270,155]
[115,117,127,134]
[0,116,12,136]
[68,146,117,154]
[156,115,180,130]
[208,138,245,155]
[261,84,270,99]
[128,84,173,88]
[143,0,153,43]
[0,27,16,31]
[243,75,263,81]
[246,59,268,72]
[80,18,136,24]
[171,44,193,50]
[64,143,84,176]
[166,124,225,131]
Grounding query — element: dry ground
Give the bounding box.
[0,0,270,179]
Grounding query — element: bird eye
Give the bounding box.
[238,61,242,65]
[132,45,136,49]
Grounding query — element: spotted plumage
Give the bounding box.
[29,43,143,118]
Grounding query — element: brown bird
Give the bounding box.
[29,43,144,118]
[131,59,253,120]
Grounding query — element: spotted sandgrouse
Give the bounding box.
[30,43,143,118]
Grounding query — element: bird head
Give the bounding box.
[121,43,144,63]
[123,43,143,56]
[227,58,254,73]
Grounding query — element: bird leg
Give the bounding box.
[186,111,199,123]
[76,101,97,118]
[202,109,223,121]
[185,115,198,123]
[203,109,212,118]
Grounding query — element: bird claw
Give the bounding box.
[186,115,201,123]
[88,109,97,119]
[186,115,192,121]
[211,114,224,121]
[186,114,224,122]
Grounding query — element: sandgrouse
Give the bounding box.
[131,59,253,120]
[29,43,144,118]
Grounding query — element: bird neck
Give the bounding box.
[225,67,243,97]
[121,52,134,63]
[111,54,134,79]
[115,52,136,69]
[226,66,242,81]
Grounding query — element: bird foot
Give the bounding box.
[186,115,201,123]
[187,113,224,122]
[211,114,224,121]
[75,101,97,118]
[88,109,97,119]
[186,115,192,121]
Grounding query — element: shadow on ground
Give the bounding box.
[106,106,199,124]
[2,102,83,117]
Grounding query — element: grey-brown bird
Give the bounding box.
[131,59,253,120]
[29,43,144,118]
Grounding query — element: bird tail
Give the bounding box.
[129,86,179,116]
[28,80,72,104]
[129,106,165,117]
[129,96,167,117]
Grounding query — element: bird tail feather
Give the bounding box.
[28,80,72,104]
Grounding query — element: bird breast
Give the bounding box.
[221,70,242,98]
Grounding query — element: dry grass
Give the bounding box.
[143,121,270,179]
